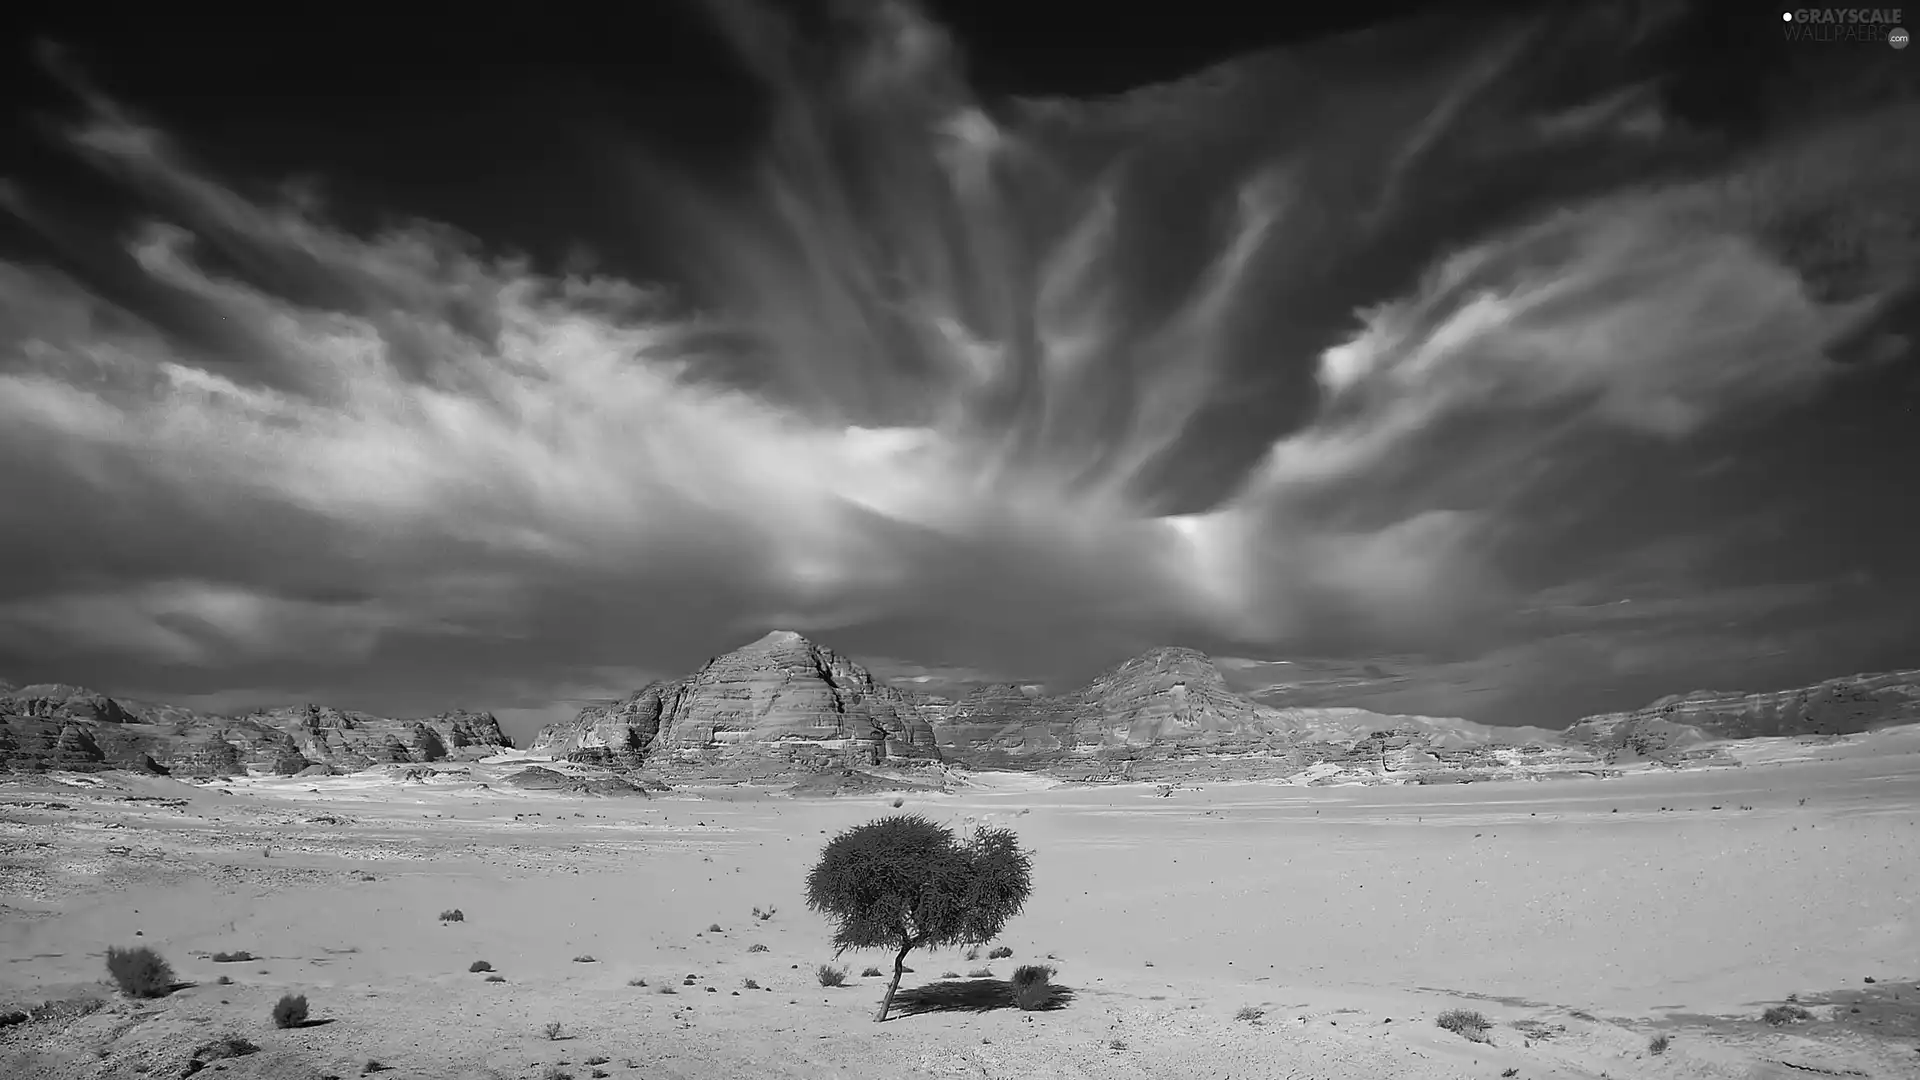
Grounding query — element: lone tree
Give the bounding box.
[805,813,1033,1021]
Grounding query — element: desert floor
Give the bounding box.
[4,729,1919,1080]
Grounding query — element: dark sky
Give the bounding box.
[1,1,1916,742]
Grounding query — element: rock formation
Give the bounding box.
[1563,669,1920,753]
[532,631,943,777]
[0,683,512,776]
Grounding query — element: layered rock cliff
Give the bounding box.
[0,683,512,776]
[1563,668,1920,753]
[532,631,944,776]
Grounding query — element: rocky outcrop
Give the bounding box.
[533,631,944,776]
[1563,669,1920,755]
[0,683,513,776]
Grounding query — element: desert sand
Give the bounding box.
[5,729,1919,1079]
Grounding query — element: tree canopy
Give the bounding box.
[804,813,1034,1020]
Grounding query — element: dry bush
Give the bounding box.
[105,946,176,999]
[817,964,848,987]
[861,966,882,977]
[485,974,506,983]
[572,955,596,963]
[748,943,770,953]
[439,909,464,923]
[707,923,723,933]
[468,960,493,973]
[1649,1033,1670,1054]
[743,978,760,990]
[271,993,308,1029]
[1010,964,1055,1011]
[988,946,1013,959]
[969,967,993,978]
[1235,1006,1265,1022]
[627,978,646,987]
[210,950,254,963]
[543,1020,564,1040]
[1436,1009,1491,1042]
[1763,1004,1812,1025]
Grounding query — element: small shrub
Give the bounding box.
[707,923,723,933]
[1235,1006,1266,1022]
[439,909,464,923]
[542,1068,572,1080]
[468,960,493,973]
[817,964,847,987]
[988,946,1012,959]
[627,977,647,987]
[1436,1009,1491,1042]
[969,967,993,978]
[190,1035,260,1062]
[891,798,904,808]
[584,1059,609,1068]
[1010,964,1054,1011]
[210,950,254,963]
[658,986,677,994]
[1108,1038,1126,1050]
[485,974,505,983]
[105,946,176,999]
[271,993,308,1029]
[215,975,232,985]
[748,943,769,953]
[543,1020,564,1040]
[572,955,596,963]
[1763,1004,1812,1025]
[942,971,960,978]
[361,1062,385,1075]
[758,906,776,921]
[861,966,882,977]
[744,978,760,990]
[1649,1033,1670,1054]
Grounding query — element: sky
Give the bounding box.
[1,1,1917,743]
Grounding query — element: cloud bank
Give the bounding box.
[2,3,1916,734]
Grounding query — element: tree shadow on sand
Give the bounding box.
[888,978,1077,1019]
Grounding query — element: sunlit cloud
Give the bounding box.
[2,1,1915,730]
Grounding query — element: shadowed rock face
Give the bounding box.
[534,631,944,774]
[0,684,512,776]
[1563,669,1920,750]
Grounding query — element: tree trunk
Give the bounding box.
[875,942,913,1022]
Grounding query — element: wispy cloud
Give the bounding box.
[2,2,1915,730]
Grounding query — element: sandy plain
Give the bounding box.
[3,728,1918,1080]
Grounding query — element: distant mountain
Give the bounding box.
[1562,669,1920,754]
[0,682,512,776]
[530,630,942,778]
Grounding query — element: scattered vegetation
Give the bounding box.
[210,950,254,963]
[1436,1009,1492,1042]
[1763,1004,1813,1026]
[485,974,505,983]
[543,1020,565,1040]
[105,945,176,999]
[988,946,1013,959]
[439,909,464,923]
[743,978,760,990]
[804,813,1035,1021]
[1649,1033,1670,1054]
[572,955,597,963]
[817,964,848,987]
[752,906,776,921]
[1235,1006,1266,1022]
[748,943,769,953]
[271,993,309,1029]
[861,966,883,977]
[1010,964,1055,1011]
[469,960,493,973]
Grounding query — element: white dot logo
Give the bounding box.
[1782,10,1793,20]
[1893,28,1911,49]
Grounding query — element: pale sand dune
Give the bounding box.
[3,745,1918,1078]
